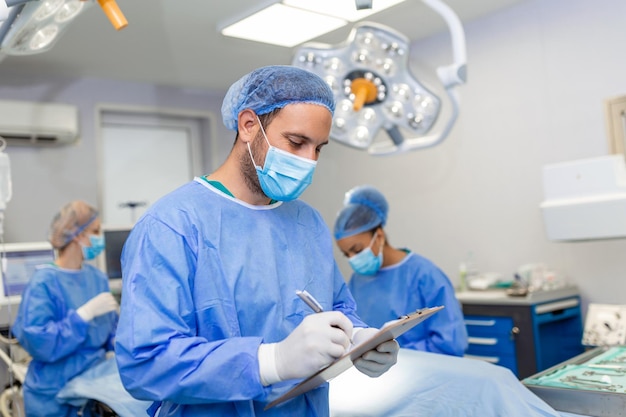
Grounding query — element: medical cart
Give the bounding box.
[457,286,584,378]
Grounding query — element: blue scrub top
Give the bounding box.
[348,252,468,356]
[115,178,365,417]
[12,263,117,417]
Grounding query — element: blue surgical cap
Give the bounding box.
[221,65,335,131]
[334,185,389,240]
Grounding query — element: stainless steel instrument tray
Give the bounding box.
[523,346,626,417]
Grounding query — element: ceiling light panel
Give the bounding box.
[283,0,406,22]
[221,3,346,48]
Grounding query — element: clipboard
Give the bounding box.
[265,305,444,410]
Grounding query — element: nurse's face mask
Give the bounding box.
[247,115,317,202]
[81,234,105,260]
[348,232,383,276]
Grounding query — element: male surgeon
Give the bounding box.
[115,65,399,416]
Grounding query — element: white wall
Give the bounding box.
[305,0,626,313]
[0,74,230,243]
[1,0,625,314]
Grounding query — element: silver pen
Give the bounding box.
[296,290,354,344]
[296,289,324,313]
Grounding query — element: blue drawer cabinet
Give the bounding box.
[459,289,585,379]
[464,315,518,375]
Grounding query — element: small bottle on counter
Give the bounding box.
[458,262,468,292]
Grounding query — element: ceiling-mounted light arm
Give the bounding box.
[369,0,466,156]
[4,0,36,7]
[423,0,467,88]
[0,3,22,46]
[355,0,373,10]
[0,0,33,31]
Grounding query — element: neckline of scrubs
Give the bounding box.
[201,176,235,198]
[379,250,414,272]
[201,176,277,204]
[49,263,86,273]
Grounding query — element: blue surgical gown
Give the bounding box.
[12,263,118,417]
[348,251,468,356]
[115,178,366,417]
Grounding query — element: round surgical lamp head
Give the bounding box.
[294,22,441,152]
[292,0,467,156]
[0,0,92,55]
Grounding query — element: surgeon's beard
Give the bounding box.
[240,130,267,197]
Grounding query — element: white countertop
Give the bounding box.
[456,285,580,306]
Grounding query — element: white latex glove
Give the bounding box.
[76,292,119,322]
[258,311,353,385]
[352,327,399,377]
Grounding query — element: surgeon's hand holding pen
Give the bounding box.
[297,290,399,378]
[257,291,353,385]
[296,289,355,345]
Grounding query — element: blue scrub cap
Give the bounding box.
[221,65,335,131]
[334,185,389,240]
[49,200,99,249]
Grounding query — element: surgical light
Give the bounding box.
[292,0,466,155]
[0,0,127,56]
[219,0,406,48]
[0,0,91,55]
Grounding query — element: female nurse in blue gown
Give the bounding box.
[334,185,468,357]
[12,200,119,417]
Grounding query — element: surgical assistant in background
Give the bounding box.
[334,185,468,356]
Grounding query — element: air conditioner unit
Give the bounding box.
[0,100,79,145]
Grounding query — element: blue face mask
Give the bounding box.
[247,116,317,202]
[348,233,383,276]
[81,234,105,261]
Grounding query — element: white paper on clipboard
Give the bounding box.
[265,305,445,410]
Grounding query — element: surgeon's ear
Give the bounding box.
[237,109,259,144]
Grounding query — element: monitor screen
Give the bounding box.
[1,242,54,298]
[102,226,132,280]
